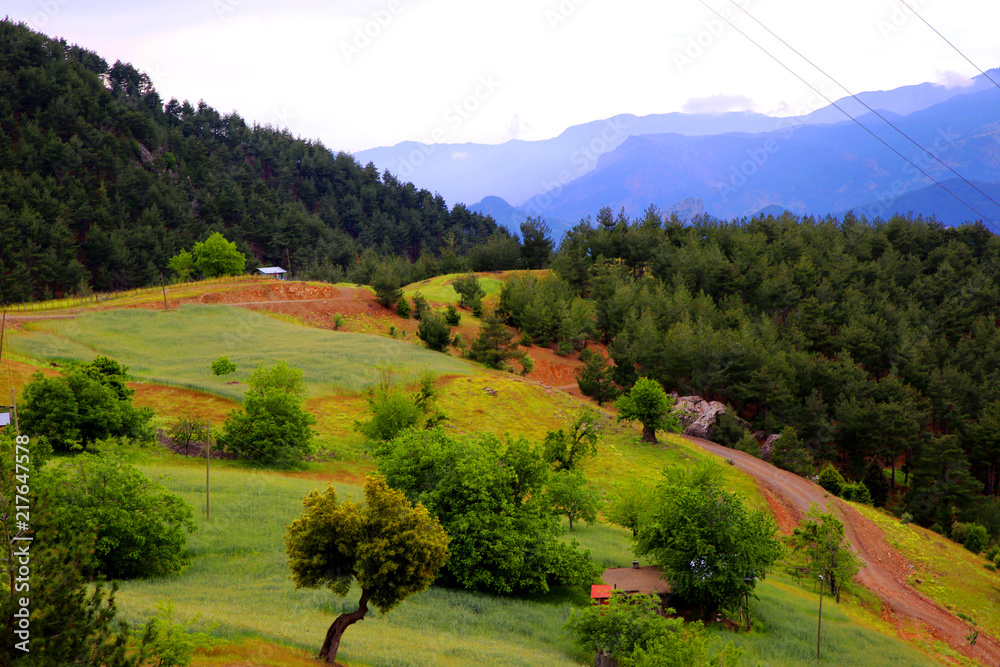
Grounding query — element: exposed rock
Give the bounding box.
[760,433,781,462]
[671,393,729,439]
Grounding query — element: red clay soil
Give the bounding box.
[685,435,1000,666]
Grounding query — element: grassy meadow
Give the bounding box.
[4,289,965,666]
[9,306,474,399]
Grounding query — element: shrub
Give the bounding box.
[556,340,573,357]
[417,310,451,352]
[900,512,913,524]
[952,522,989,553]
[40,454,197,579]
[411,292,428,320]
[395,298,412,318]
[444,304,461,326]
[818,464,846,496]
[770,426,814,477]
[332,313,345,330]
[735,433,761,458]
[840,481,872,505]
[712,409,747,449]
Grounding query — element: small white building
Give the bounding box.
[257,267,287,280]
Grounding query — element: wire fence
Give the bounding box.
[2,274,268,314]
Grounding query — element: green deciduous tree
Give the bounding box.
[542,408,600,472]
[783,503,863,602]
[210,355,236,376]
[615,377,681,444]
[39,454,197,579]
[817,464,846,497]
[19,357,153,451]
[635,466,782,621]
[565,591,741,667]
[576,348,621,407]
[548,469,600,532]
[285,475,450,665]
[220,361,316,464]
[606,478,655,537]
[373,428,599,594]
[167,248,195,281]
[192,232,245,278]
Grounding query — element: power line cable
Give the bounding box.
[900,1,1000,92]
[696,0,1000,229]
[722,0,1000,227]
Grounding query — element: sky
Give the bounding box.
[6,0,1000,153]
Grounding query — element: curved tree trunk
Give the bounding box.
[319,589,370,665]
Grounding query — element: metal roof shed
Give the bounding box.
[257,267,287,280]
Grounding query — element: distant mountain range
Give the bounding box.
[356,69,1000,235]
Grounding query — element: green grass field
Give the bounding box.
[10,306,474,399]
[5,293,962,666]
[107,451,945,667]
[855,504,1000,636]
[401,271,530,304]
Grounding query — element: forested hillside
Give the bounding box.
[0,20,504,303]
[502,206,1000,533]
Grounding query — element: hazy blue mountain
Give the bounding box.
[522,86,1000,226]
[355,111,779,206]
[469,196,572,235]
[801,68,1000,125]
[843,179,1000,227]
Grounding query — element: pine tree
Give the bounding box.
[576,349,620,407]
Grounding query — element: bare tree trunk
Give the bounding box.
[319,590,370,665]
[642,425,657,443]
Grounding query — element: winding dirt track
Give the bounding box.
[685,435,1000,666]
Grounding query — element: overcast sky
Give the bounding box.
[6,0,1000,152]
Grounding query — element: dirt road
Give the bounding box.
[685,435,1000,666]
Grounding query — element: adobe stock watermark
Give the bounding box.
[865,126,961,218]
[521,116,627,216]
[545,0,590,31]
[341,1,403,64]
[212,0,244,20]
[673,0,750,74]
[393,75,502,179]
[877,0,932,40]
[28,0,71,30]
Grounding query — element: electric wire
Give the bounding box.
[696,0,1000,230]
[901,1,1000,92]
[722,0,1000,226]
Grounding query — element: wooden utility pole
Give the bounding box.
[160,273,169,311]
[205,419,211,521]
[285,248,292,278]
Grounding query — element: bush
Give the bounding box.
[952,522,989,553]
[770,426,814,477]
[395,298,412,318]
[818,464,846,496]
[411,292,428,320]
[444,304,461,326]
[900,512,913,525]
[40,454,197,579]
[332,313,345,330]
[417,310,451,352]
[556,340,573,356]
[840,481,872,505]
[735,433,761,458]
[712,409,747,449]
